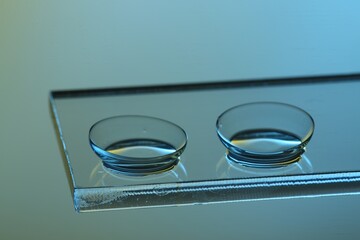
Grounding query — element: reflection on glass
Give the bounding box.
[216,154,313,178]
[50,76,360,212]
[89,161,188,187]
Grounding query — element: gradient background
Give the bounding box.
[1,1,360,239]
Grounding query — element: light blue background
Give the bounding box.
[1,1,360,239]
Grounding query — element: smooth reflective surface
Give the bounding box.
[230,129,301,154]
[89,161,188,187]
[106,139,176,158]
[89,115,187,175]
[216,154,314,178]
[216,102,314,167]
[50,78,360,211]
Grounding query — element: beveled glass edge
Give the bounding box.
[48,73,360,212]
[49,96,77,196]
[74,171,360,212]
[50,73,360,99]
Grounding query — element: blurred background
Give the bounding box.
[2,0,360,90]
[1,1,360,239]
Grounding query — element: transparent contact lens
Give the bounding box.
[216,102,314,168]
[89,115,187,176]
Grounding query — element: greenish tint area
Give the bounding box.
[2,0,360,92]
[1,1,360,239]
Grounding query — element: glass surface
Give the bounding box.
[89,115,187,176]
[216,102,314,167]
[50,76,360,212]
